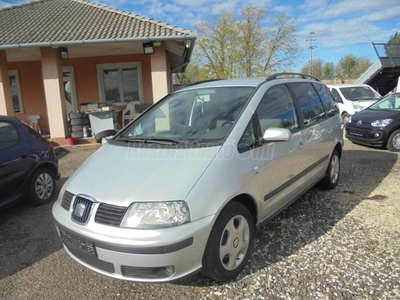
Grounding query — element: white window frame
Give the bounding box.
[97,62,144,103]
[9,70,24,114]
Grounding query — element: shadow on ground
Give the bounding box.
[177,148,398,286]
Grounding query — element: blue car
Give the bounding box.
[0,116,60,209]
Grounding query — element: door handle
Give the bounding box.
[298,141,304,150]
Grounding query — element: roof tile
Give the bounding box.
[0,0,193,46]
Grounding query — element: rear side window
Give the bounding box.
[313,83,339,117]
[290,83,326,126]
[256,84,299,133]
[0,121,19,150]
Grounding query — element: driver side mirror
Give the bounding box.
[261,128,291,143]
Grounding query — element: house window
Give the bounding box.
[9,70,24,113]
[97,63,143,103]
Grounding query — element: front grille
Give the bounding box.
[71,196,93,224]
[61,190,74,210]
[95,203,127,227]
[65,243,115,273]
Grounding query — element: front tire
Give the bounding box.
[341,113,349,124]
[29,168,56,206]
[202,202,254,282]
[319,149,340,189]
[386,129,400,152]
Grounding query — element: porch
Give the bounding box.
[0,0,196,142]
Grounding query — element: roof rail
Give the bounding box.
[186,79,225,87]
[266,72,320,82]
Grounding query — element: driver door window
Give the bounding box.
[256,84,299,134]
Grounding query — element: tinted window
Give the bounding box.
[0,121,19,150]
[290,83,325,126]
[331,89,342,103]
[256,85,299,133]
[313,83,339,117]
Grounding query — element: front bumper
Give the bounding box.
[345,126,389,148]
[52,200,215,282]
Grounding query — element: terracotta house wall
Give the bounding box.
[6,51,161,133]
[8,61,48,132]
[62,53,154,107]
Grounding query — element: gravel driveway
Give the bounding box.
[0,141,399,299]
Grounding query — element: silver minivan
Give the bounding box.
[52,73,344,282]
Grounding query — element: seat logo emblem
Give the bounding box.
[74,203,86,218]
[357,120,362,126]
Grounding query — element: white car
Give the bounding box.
[328,84,382,123]
[53,73,344,282]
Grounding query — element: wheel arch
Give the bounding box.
[387,126,400,138]
[227,193,258,226]
[334,142,343,158]
[31,161,59,180]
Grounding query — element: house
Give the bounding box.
[0,0,196,142]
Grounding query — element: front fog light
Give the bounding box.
[120,201,190,229]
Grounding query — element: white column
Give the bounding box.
[41,47,67,138]
[0,50,14,116]
[150,45,170,103]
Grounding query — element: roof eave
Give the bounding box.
[0,34,197,50]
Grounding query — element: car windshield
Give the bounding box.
[117,86,255,145]
[369,93,400,111]
[340,86,381,101]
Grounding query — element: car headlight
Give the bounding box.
[371,119,393,127]
[348,116,352,123]
[352,102,363,110]
[120,201,190,229]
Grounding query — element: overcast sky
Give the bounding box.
[1,0,399,71]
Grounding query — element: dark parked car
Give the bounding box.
[0,116,60,209]
[345,92,400,152]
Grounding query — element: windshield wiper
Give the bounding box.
[115,137,147,143]
[115,137,183,145]
[144,137,183,145]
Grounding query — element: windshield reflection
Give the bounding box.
[117,87,255,146]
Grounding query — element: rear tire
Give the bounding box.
[202,202,254,282]
[319,149,340,189]
[69,112,86,119]
[70,118,90,126]
[29,168,56,206]
[386,129,400,152]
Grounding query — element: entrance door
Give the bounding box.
[63,66,77,117]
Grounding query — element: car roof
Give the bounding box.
[0,115,19,123]
[178,74,323,92]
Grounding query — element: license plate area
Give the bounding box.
[59,227,97,257]
[350,131,363,137]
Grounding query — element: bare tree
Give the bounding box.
[263,14,298,73]
[178,6,298,83]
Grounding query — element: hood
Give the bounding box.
[356,99,378,109]
[351,109,399,123]
[65,143,221,206]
